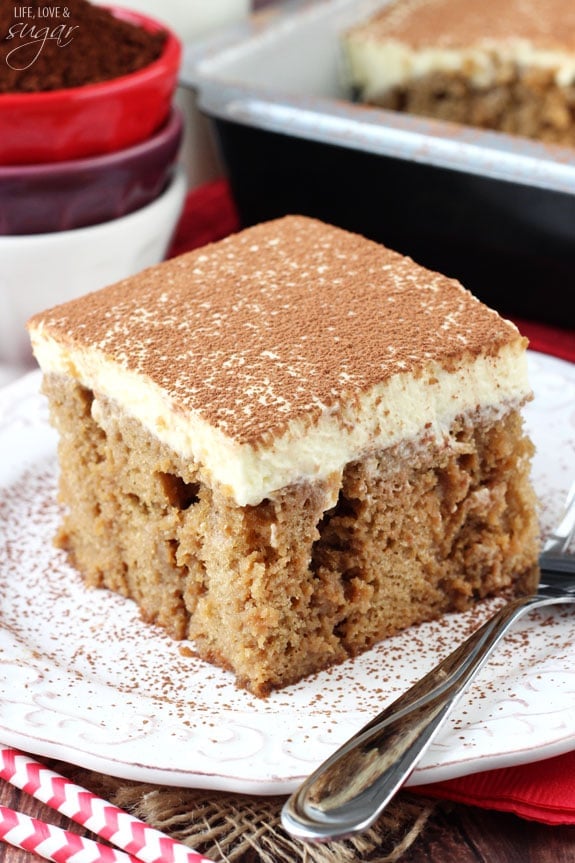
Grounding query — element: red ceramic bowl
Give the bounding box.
[0,6,181,166]
[0,107,183,235]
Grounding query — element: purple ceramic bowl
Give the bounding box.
[0,107,183,235]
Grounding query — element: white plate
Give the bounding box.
[1,351,574,794]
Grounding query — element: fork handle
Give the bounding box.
[282,593,543,843]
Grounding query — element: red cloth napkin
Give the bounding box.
[411,751,575,825]
[168,178,241,259]
[169,178,575,824]
[512,317,575,364]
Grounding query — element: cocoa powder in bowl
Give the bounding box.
[0,0,167,92]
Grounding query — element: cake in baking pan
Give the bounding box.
[28,216,539,696]
[342,0,575,145]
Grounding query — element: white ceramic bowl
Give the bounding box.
[0,167,187,368]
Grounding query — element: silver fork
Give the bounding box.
[282,484,575,843]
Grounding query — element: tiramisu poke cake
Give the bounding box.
[28,216,539,697]
[342,0,575,145]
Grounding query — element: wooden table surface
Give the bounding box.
[1,774,574,863]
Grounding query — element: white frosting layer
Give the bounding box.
[344,37,575,96]
[31,328,530,506]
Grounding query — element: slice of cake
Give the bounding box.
[342,0,575,145]
[27,215,539,697]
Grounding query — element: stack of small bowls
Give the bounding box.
[0,6,186,369]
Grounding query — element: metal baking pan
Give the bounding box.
[181,0,575,328]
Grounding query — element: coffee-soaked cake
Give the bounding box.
[28,216,539,697]
[343,0,575,146]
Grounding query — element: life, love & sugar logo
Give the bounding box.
[4,5,79,70]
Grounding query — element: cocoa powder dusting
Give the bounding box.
[29,215,523,447]
[0,0,167,92]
